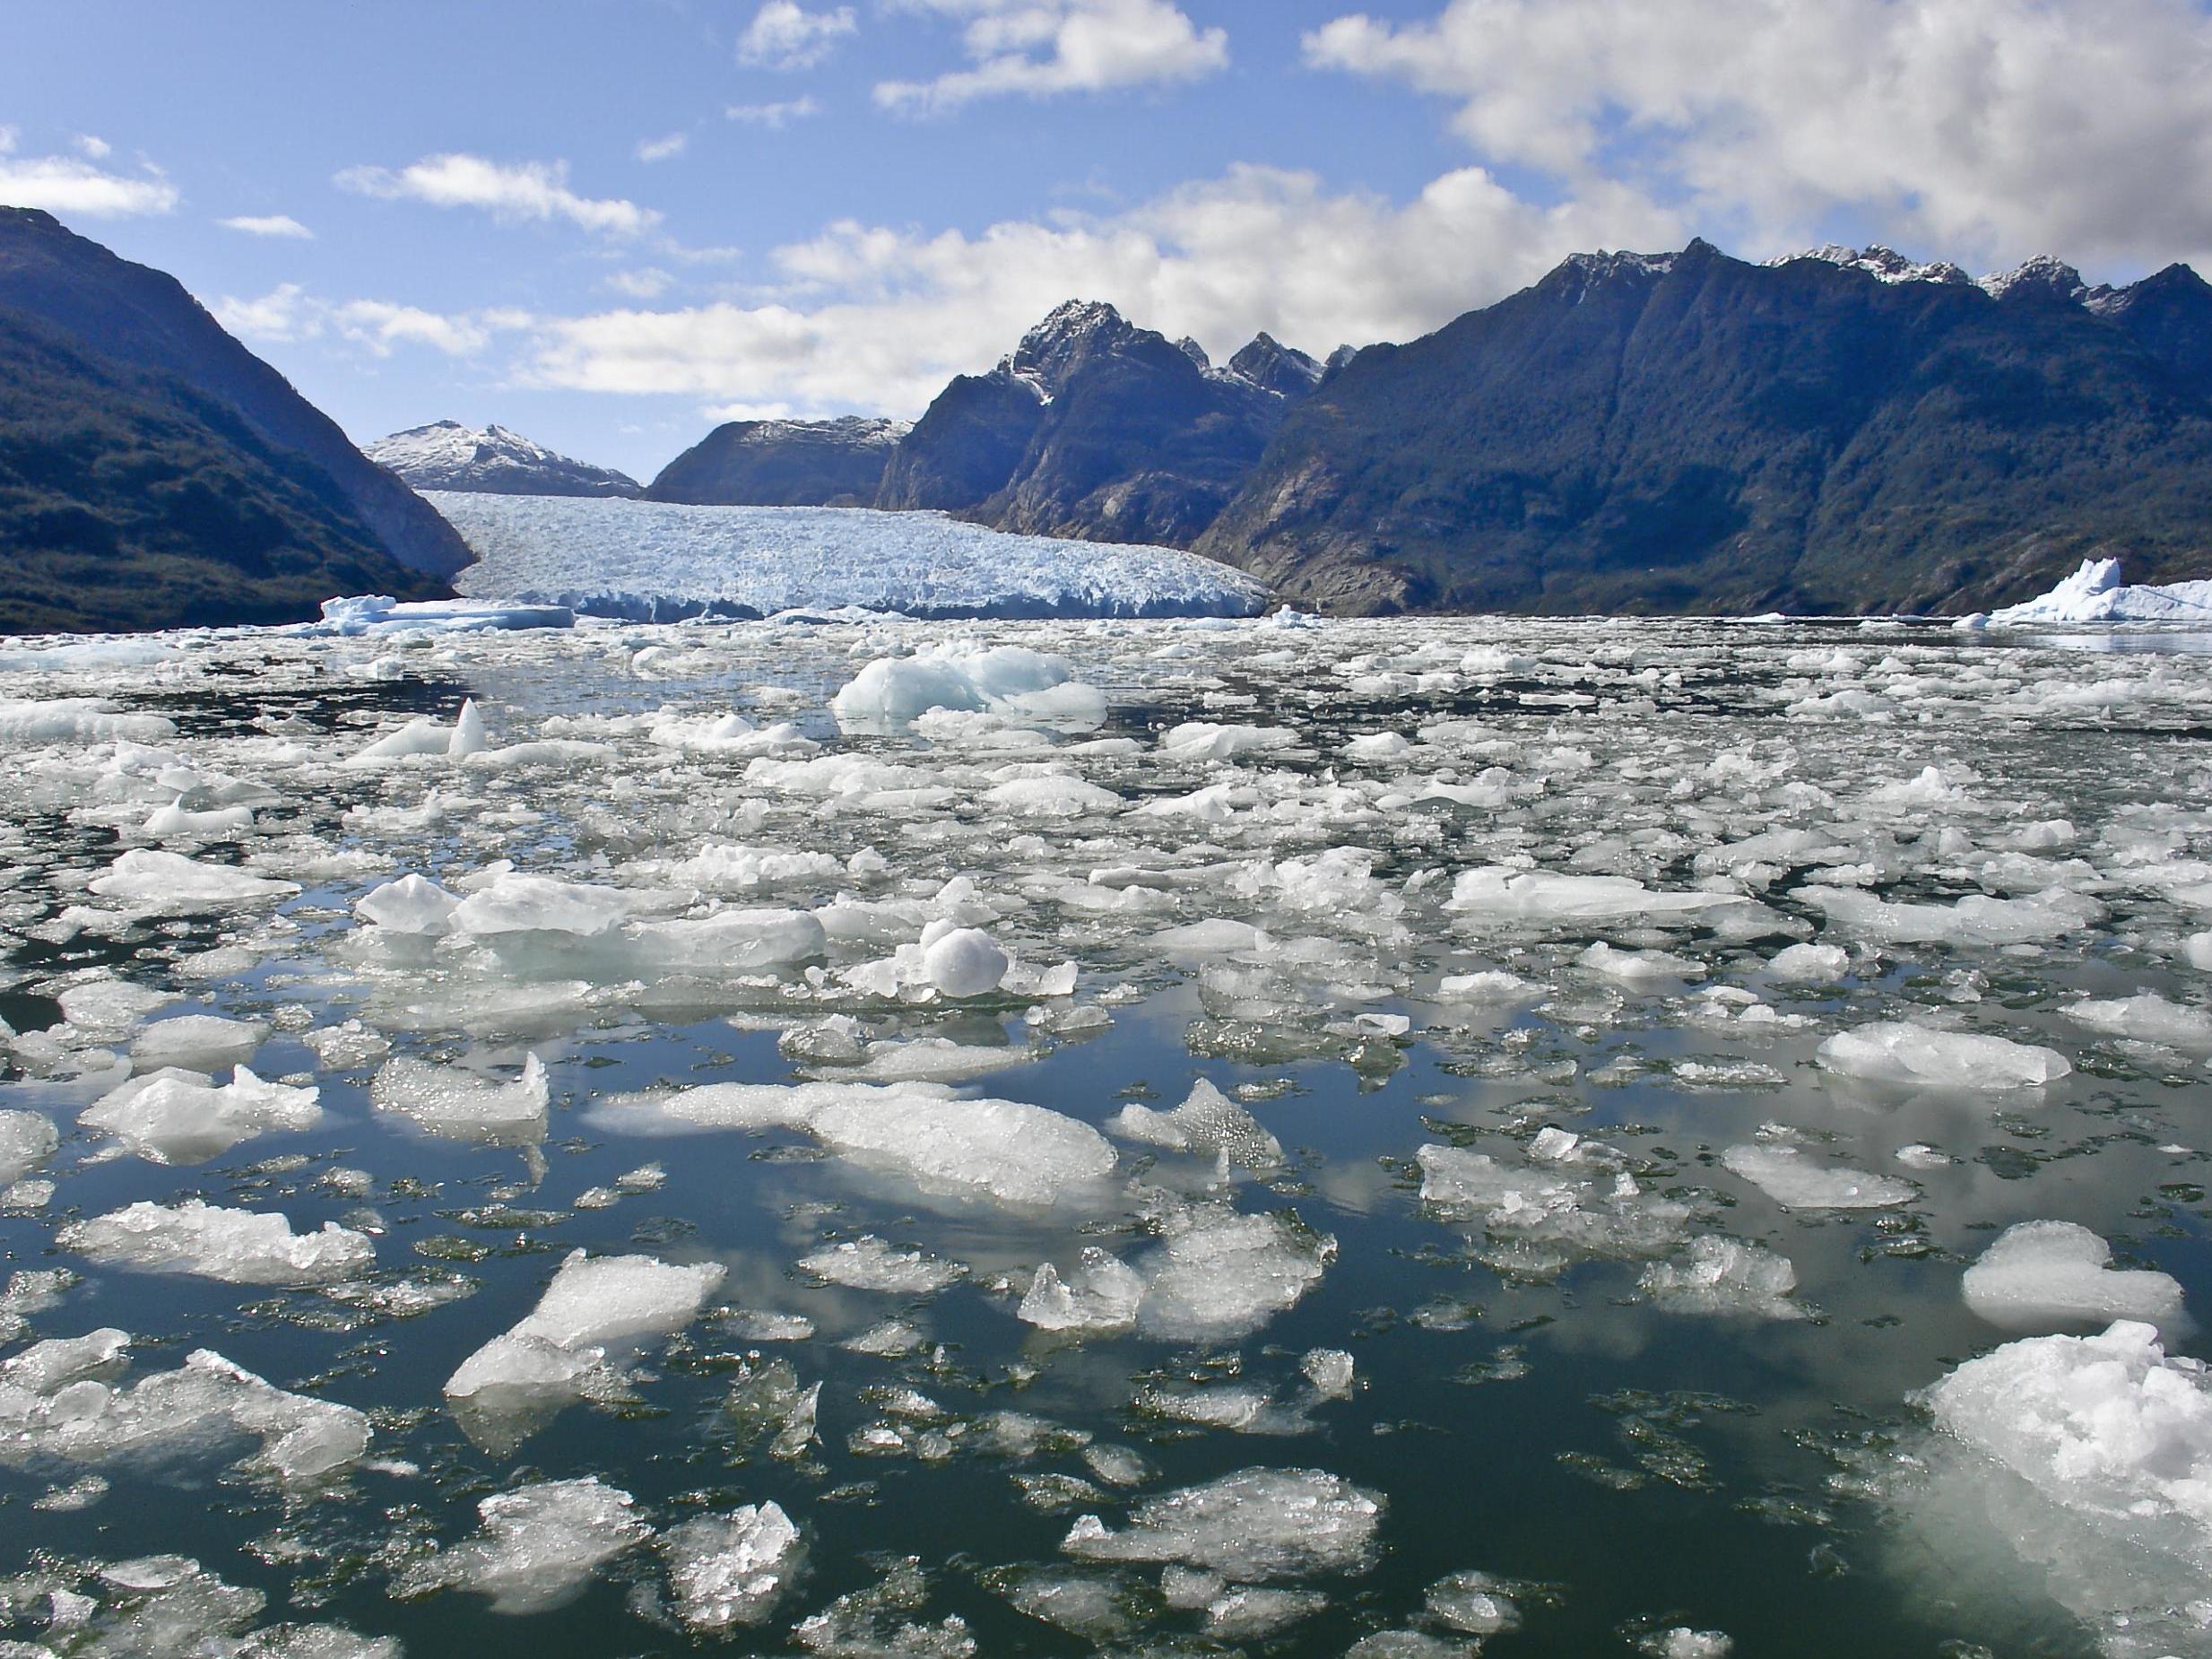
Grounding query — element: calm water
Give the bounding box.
[3,613,2210,1657]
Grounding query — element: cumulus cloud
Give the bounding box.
[518,161,1679,413]
[216,283,528,357]
[219,213,313,239]
[1304,0,2212,270]
[739,1,857,69]
[727,96,824,128]
[0,129,178,217]
[635,132,689,163]
[876,0,1229,112]
[336,152,659,237]
[74,135,111,160]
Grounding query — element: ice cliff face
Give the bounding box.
[367,421,641,499]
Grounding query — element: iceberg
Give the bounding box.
[1990,558,2212,625]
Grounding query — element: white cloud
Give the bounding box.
[73,135,110,160]
[216,284,526,358]
[727,96,823,128]
[738,1,857,69]
[1304,0,2212,270]
[876,0,1228,112]
[519,161,1679,413]
[635,132,689,163]
[219,213,314,239]
[0,135,178,218]
[604,267,675,299]
[335,152,659,237]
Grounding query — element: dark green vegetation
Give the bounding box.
[646,415,906,507]
[1198,241,2212,613]
[0,208,464,633]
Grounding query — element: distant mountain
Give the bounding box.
[875,300,1320,547]
[0,207,469,584]
[0,210,459,632]
[368,420,640,498]
[645,415,907,507]
[1196,239,2212,614]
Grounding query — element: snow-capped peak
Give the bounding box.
[368,421,640,499]
[1779,244,1973,285]
[1227,332,1323,398]
[1977,254,2090,303]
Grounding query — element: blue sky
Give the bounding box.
[6,0,2210,480]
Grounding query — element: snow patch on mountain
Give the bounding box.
[429,493,1270,620]
[369,421,641,499]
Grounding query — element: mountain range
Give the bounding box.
[366,421,641,498]
[0,207,462,631]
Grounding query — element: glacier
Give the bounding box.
[427,492,1271,621]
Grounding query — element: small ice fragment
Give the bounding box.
[1722,1144,1913,1210]
[1301,1349,1356,1398]
[1816,1021,2069,1090]
[1766,942,1849,983]
[59,1199,375,1286]
[920,926,1009,998]
[659,1502,803,1630]
[1061,1467,1382,1580]
[1639,1237,1802,1319]
[799,1237,965,1295]
[393,1477,647,1614]
[129,1015,265,1073]
[1961,1220,2186,1331]
[355,874,463,935]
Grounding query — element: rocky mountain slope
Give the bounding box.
[1196,239,2212,613]
[875,301,1324,548]
[0,210,461,632]
[367,421,639,498]
[646,415,906,507]
[0,207,469,586]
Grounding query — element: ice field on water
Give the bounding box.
[4,609,2212,1656]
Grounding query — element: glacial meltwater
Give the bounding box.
[3,612,2211,1658]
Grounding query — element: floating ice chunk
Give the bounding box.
[354,873,463,935]
[982,774,1122,817]
[0,698,176,745]
[1134,1210,1333,1341]
[56,977,173,1038]
[1920,1320,2212,1548]
[1062,1468,1382,1580]
[1437,970,1540,1005]
[1639,1237,1803,1319]
[1989,556,2212,623]
[1579,942,1705,983]
[1201,1584,1328,1637]
[1302,1349,1356,1398]
[1446,867,1752,929]
[804,1090,1115,1206]
[315,595,574,636]
[989,1565,1144,1639]
[394,1477,646,1614]
[1105,1078,1282,1169]
[0,1110,57,1186]
[1638,1630,1734,1658]
[1722,1144,1913,1210]
[659,1503,803,1630]
[1018,1249,1145,1334]
[60,1200,374,1286]
[832,646,1104,728]
[789,1555,973,1655]
[1799,883,2102,947]
[799,1237,966,1294]
[626,908,828,972]
[2187,932,2212,972]
[346,717,456,763]
[143,800,255,838]
[1425,1569,1522,1635]
[1157,722,1298,762]
[129,1015,265,1073]
[1895,1142,1952,1169]
[0,1345,369,1487]
[445,1251,724,1443]
[86,849,298,908]
[921,926,1009,998]
[1962,1221,2186,1332]
[1816,1021,2071,1089]
[2065,994,2212,1049]
[1417,1143,1690,1272]
[1766,942,1850,983]
[671,843,843,892]
[82,1066,322,1164]
[1151,918,1268,955]
[372,1054,549,1144]
[448,873,632,938]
